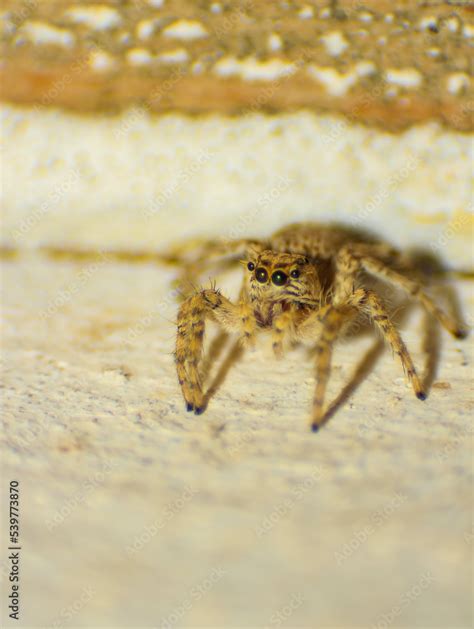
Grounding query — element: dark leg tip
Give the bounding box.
[194,406,204,415]
[186,402,194,412]
[454,328,469,340]
[311,423,320,433]
[416,391,427,401]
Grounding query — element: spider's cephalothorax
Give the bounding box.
[174,222,467,431]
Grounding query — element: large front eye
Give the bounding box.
[271,270,288,286]
[256,268,268,283]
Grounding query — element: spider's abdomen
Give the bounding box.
[270,222,376,260]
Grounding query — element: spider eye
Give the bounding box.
[271,270,288,286]
[290,269,300,279]
[256,268,268,283]
[247,262,255,271]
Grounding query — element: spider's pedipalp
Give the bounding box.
[272,310,296,359]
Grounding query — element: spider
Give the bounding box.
[174,222,467,431]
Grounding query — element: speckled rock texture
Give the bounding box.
[1,253,473,628]
[2,105,473,270]
[2,0,473,130]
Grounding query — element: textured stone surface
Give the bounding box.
[1,0,473,129]
[1,254,473,627]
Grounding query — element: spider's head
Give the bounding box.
[243,249,320,305]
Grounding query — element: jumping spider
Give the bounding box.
[174,222,467,431]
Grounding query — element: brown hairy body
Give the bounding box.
[174,222,467,431]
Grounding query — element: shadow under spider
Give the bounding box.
[417,268,467,393]
[198,297,446,427]
[202,336,244,411]
[320,296,446,429]
[421,311,441,394]
[200,330,230,385]
[322,337,386,426]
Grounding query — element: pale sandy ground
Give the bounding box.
[1,252,473,628]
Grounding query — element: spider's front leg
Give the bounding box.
[348,287,426,400]
[336,243,467,338]
[175,288,256,414]
[335,245,432,400]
